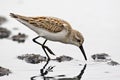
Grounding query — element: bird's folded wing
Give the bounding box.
[29,17,64,33]
[10,13,72,33]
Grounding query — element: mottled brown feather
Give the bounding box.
[10,13,72,33]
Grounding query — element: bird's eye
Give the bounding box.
[77,39,81,42]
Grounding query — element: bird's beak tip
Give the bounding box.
[79,45,87,60]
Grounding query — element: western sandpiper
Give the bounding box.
[10,13,87,60]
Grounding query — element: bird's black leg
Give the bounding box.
[42,39,50,60]
[32,36,55,60]
[43,40,55,56]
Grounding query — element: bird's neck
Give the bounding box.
[66,30,76,45]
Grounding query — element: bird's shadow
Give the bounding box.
[30,59,87,80]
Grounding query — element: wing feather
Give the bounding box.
[10,13,72,33]
[29,17,69,33]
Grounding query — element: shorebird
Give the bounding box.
[10,13,87,60]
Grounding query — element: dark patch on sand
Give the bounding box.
[0,16,7,25]
[53,55,73,62]
[17,54,46,64]
[11,33,27,43]
[0,27,11,39]
[17,54,73,64]
[91,53,119,66]
[0,66,11,77]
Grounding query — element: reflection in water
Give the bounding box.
[31,60,87,80]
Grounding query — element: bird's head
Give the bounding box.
[69,30,87,60]
[70,30,84,46]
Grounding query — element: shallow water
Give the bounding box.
[0,42,120,80]
[1,59,119,80]
[31,60,120,80]
[31,60,87,80]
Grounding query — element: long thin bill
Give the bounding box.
[79,45,87,60]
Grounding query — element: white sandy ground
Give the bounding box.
[0,0,120,80]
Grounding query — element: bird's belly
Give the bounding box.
[37,28,68,42]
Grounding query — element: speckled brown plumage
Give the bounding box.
[10,13,72,33]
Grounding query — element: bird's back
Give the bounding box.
[10,13,72,33]
[29,16,72,33]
